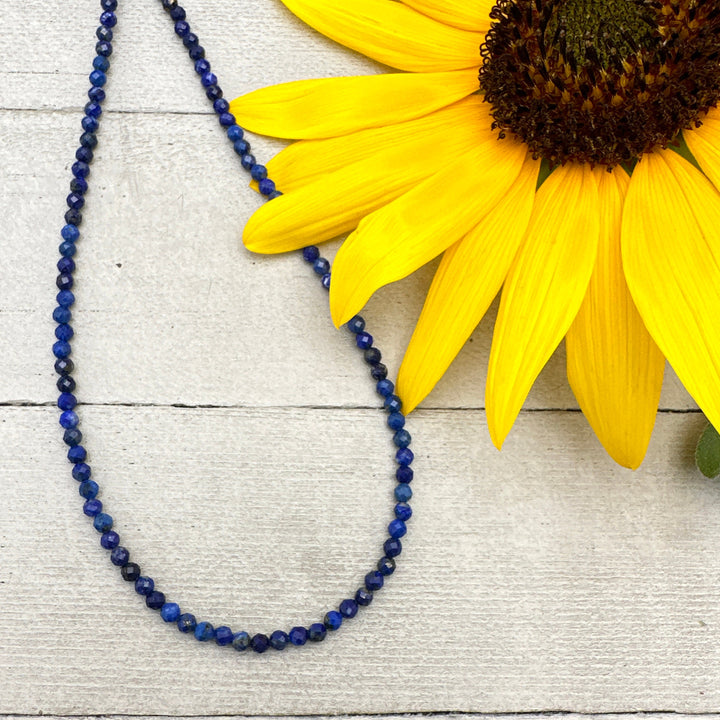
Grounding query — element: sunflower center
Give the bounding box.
[479,0,720,167]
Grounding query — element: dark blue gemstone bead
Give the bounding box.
[73,463,91,482]
[269,189,285,201]
[206,85,223,101]
[59,241,76,257]
[396,447,414,466]
[384,394,402,413]
[79,480,99,499]
[355,588,373,606]
[240,153,256,170]
[393,429,412,448]
[92,54,110,72]
[194,621,215,641]
[226,124,243,141]
[302,246,320,262]
[288,626,308,646]
[308,623,326,642]
[75,146,93,163]
[93,512,113,533]
[218,112,236,127]
[58,392,77,411]
[376,378,394,397]
[100,530,119,549]
[57,290,75,307]
[232,631,251,651]
[101,0,118,12]
[67,192,84,210]
[59,410,79,428]
[215,98,230,114]
[146,591,166,610]
[251,634,269,653]
[53,340,71,359]
[339,599,358,618]
[269,630,289,650]
[161,602,181,622]
[321,272,331,289]
[134,576,154,595]
[183,32,199,48]
[56,273,73,291]
[233,138,250,156]
[121,562,140,581]
[61,223,80,241]
[70,176,88,195]
[250,164,267,181]
[313,258,330,275]
[88,87,106,103]
[387,412,405,430]
[64,208,82,225]
[395,502,412,521]
[258,178,276,196]
[201,71,217,88]
[174,20,190,37]
[215,625,234,646]
[96,25,113,41]
[83,498,102,517]
[169,5,186,20]
[89,70,106,87]
[177,613,197,633]
[384,537,402,558]
[371,363,388,381]
[189,44,205,60]
[356,332,373,349]
[364,347,381,364]
[377,556,396,576]
[100,11,117,27]
[110,546,130,566]
[82,113,99,132]
[194,58,210,74]
[163,0,178,13]
[95,41,112,57]
[324,611,342,631]
[85,101,103,118]
[347,315,365,333]
[365,570,384,592]
[59,395,78,416]
[53,305,72,323]
[80,131,98,149]
[72,161,90,179]
[55,357,74,375]
[388,518,407,539]
[394,484,412,502]
[63,425,81,444]
[67,445,86,463]
[55,324,74,342]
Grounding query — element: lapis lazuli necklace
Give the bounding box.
[52,0,414,653]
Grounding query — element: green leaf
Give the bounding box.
[696,423,720,478]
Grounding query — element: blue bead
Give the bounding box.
[55,324,74,342]
[288,626,308,646]
[101,0,118,10]
[72,463,91,482]
[394,484,412,502]
[302,246,320,262]
[194,621,215,641]
[57,290,75,307]
[177,613,197,633]
[174,20,190,37]
[384,394,402,413]
[215,626,234,646]
[170,5,186,20]
[83,498,102,517]
[250,164,267,181]
[110,546,129,565]
[232,631,251,651]
[201,71,217,87]
[100,530,119,549]
[364,347,381,364]
[79,480,99,499]
[67,445,86,463]
[240,153,256,170]
[384,537,402,558]
[93,512,113,533]
[377,556,396,576]
[67,192,84,210]
[387,412,405,430]
[99,11,117,27]
[393,429,412,448]
[215,98,230,114]
[355,588,373,606]
[87,86,106,103]
[161,602,181,623]
[93,55,110,72]
[56,273,74,291]
[251,634,269,653]
[395,502,412,521]
[70,176,88,195]
[55,357,74,375]
[313,258,330,276]
[59,410,79,428]
[96,25,113,41]
[82,114,99,132]
[64,209,82,227]
[58,392,77,410]
[356,332,373,349]
[396,447,414,466]
[233,139,250,156]
[347,315,365,333]
[80,131,98,149]
[321,272,331,289]
[258,178,276,196]
[365,570,384,592]
[183,32,199,48]
[146,591,166,610]
[339,599,358,618]
[218,112,236,127]
[388,518,407,539]
[376,378,394,397]
[72,161,90,179]
[308,623,326,642]
[61,224,80,241]
[95,41,112,57]
[324,611,342,631]
[189,45,205,61]
[226,124,243,141]
[85,101,103,118]
[134,576,154,595]
[371,363,388,381]
[89,70,106,87]
[59,241,76,257]
[122,563,140,583]
[53,341,71,359]
[54,307,72,325]
[269,630,289,650]
[75,146,93,164]
[61,405,79,425]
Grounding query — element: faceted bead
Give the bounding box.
[302,246,320,262]
[395,502,412,521]
[95,41,112,57]
[56,273,73,291]
[313,258,330,275]
[269,630,289,650]
[100,530,119,549]
[226,124,243,141]
[356,332,373,349]
[396,466,413,483]
[89,70,107,87]
[55,324,74,342]
[324,611,342,631]
[189,45,205,60]
[101,0,118,11]
[347,315,365,333]
[215,626,234,646]
[72,161,90,179]
[59,241,76,257]
[61,224,80,241]
[82,114,99,132]
[393,429,412,448]
[355,588,373,606]
[370,363,388,381]
[75,146,93,163]
[58,392,77,411]
[240,153,255,170]
[146,591,166,610]
[288,626,308,646]
[365,570,384,592]
[383,536,402,559]
[396,447,414,466]
[83,498,102,517]
[110,546,130,566]
[384,394,402,413]
[339,599,358,618]
[388,518,407,539]
[308,623,326,642]
[394,484,412,502]
[206,85,223,102]
[376,379,394,397]
[364,347,381,364]
[134,576,154,596]
[85,101,102,118]
[67,445,86,463]
[70,176,88,194]
[162,0,178,11]
[194,621,215,641]
[55,358,74,375]
[72,463,91,481]
[59,410,79,428]
[87,86,105,103]
[250,164,267,181]
[183,31,200,48]
[321,273,331,289]
[233,139,249,156]
[218,112,236,127]
[251,634,269,653]
[194,58,210,75]
[78,480,99,499]
[64,209,82,225]
[169,5,186,20]
[58,376,76,394]
[177,613,197,633]
[174,20,190,37]
[232,631,251,651]
[201,71,217,88]
[96,25,113,41]
[79,131,98,149]
[377,556,396,576]
[161,603,181,622]
[258,178,276,196]
[56,290,76,307]
[121,562,141,581]
[93,513,113,533]
[387,412,405,430]
[99,11,117,26]
[92,54,110,71]
[214,98,230,114]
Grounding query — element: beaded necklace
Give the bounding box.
[52,0,414,653]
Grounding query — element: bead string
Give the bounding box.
[52,0,415,653]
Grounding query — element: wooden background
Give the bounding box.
[2,0,719,715]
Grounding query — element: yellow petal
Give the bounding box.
[566,167,664,469]
[400,0,494,31]
[265,95,492,192]
[486,164,600,449]
[329,138,530,326]
[280,0,484,72]
[396,154,540,413]
[243,107,489,253]
[230,70,480,140]
[684,107,720,194]
[622,149,720,435]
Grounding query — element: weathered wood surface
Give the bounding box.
[1,0,718,716]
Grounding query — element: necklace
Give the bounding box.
[52,0,414,653]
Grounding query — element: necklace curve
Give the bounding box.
[52,0,414,653]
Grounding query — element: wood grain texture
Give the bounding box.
[0,0,717,715]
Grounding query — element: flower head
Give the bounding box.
[231,0,720,469]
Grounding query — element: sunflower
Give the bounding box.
[230,0,720,469]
